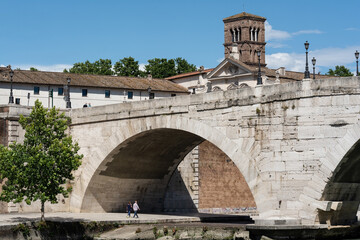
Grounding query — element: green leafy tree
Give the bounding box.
[145,58,176,78]
[174,57,196,75]
[327,65,353,77]
[65,59,114,75]
[114,56,143,77]
[0,100,83,221]
[30,67,38,71]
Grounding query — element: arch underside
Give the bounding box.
[81,129,204,212]
[80,127,257,214]
[320,139,360,224]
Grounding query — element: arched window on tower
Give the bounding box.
[254,28,258,41]
[249,28,253,41]
[230,29,235,42]
[256,29,260,42]
[238,28,241,41]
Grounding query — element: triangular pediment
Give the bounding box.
[207,58,253,80]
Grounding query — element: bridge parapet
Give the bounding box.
[69,77,360,126]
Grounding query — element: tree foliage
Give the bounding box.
[0,100,83,221]
[327,65,353,77]
[64,57,197,79]
[174,57,197,75]
[144,58,176,78]
[114,57,143,77]
[30,67,38,71]
[64,59,113,75]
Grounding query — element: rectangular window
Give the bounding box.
[15,98,20,105]
[127,91,133,99]
[82,89,88,97]
[34,86,40,95]
[58,87,64,96]
[149,92,155,99]
[171,94,176,97]
[105,90,110,98]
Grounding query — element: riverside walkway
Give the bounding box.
[0,212,253,226]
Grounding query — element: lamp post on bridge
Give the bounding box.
[355,50,359,76]
[312,57,316,80]
[304,41,310,79]
[8,68,14,104]
[66,77,71,108]
[257,50,262,85]
[147,86,152,99]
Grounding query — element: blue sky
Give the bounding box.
[1,0,359,75]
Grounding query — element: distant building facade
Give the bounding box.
[0,67,188,109]
[167,12,331,93]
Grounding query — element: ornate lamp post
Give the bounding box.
[355,50,359,76]
[304,41,310,79]
[8,69,14,104]
[147,86,152,99]
[66,77,71,108]
[257,50,262,85]
[312,57,316,80]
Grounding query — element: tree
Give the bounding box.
[114,56,143,77]
[327,65,353,77]
[144,58,176,78]
[174,57,196,75]
[30,67,38,71]
[65,59,114,75]
[0,100,83,221]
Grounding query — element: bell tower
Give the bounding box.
[223,12,266,67]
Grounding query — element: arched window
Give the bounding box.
[212,86,223,92]
[230,29,235,42]
[227,83,238,90]
[239,83,249,88]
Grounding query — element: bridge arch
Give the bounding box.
[301,121,360,224]
[69,115,262,213]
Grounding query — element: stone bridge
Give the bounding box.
[2,77,360,225]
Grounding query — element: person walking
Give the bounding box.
[133,200,140,218]
[126,201,132,218]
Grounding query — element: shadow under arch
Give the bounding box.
[301,121,360,225]
[71,115,260,213]
[318,138,360,224]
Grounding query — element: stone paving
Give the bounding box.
[0,212,252,227]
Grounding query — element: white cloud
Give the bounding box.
[266,52,304,72]
[139,63,146,71]
[267,42,288,49]
[14,64,73,72]
[265,21,291,41]
[293,30,323,35]
[266,45,360,72]
[346,27,359,31]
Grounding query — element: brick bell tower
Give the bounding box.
[223,12,266,67]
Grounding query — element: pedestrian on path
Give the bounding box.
[133,200,140,218]
[126,202,132,218]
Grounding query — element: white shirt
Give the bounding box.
[133,202,140,211]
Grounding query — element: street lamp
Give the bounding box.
[147,86,152,99]
[312,57,316,80]
[355,50,359,76]
[257,50,262,85]
[66,77,71,108]
[8,69,14,104]
[304,41,310,79]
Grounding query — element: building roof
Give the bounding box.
[165,68,214,81]
[0,68,189,93]
[223,12,266,22]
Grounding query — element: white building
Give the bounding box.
[0,67,189,109]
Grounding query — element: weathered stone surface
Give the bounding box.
[2,77,360,225]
